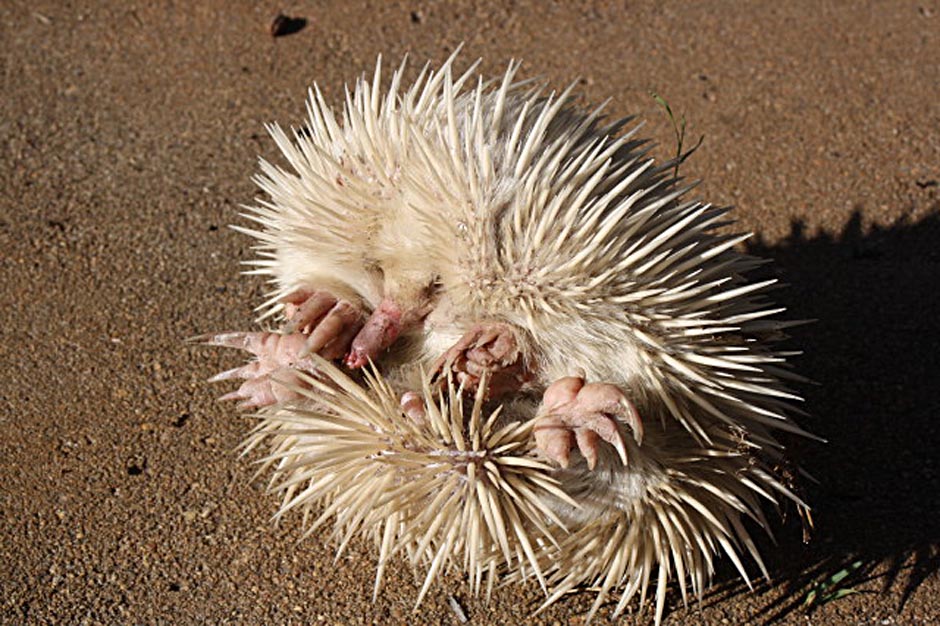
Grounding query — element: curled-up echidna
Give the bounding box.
[198,51,813,624]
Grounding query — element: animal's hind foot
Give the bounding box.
[533,377,643,470]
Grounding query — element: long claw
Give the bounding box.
[582,413,629,466]
[236,398,267,410]
[198,331,268,354]
[218,390,244,403]
[574,428,600,470]
[534,377,641,470]
[283,290,336,334]
[302,301,362,359]
[605,425,630,466]
[534,418,573,469]
[203,329,323,409]
[578,382,644,448]
[208,367,241,383]
[219,376,263,404]
[207,364,256,383]
[618,398,644,446]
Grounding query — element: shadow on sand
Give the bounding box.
[703,205,940,622]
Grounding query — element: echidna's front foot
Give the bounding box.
[533,377,643,470]
[434,322,532,397]
[282,289,365,360]
[199,290,366,408]
[200,331,318,408]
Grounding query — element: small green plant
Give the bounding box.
[802,560,863,609]
[650,92,704,178]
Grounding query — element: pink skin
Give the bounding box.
[204,291,642,471]
[533,376,644,471]
[206,290,423,409]
[281,290,365,360]
[199,331,317,408]
[344,298,403,369]
[399,391,426,423]
[433,322,532,398]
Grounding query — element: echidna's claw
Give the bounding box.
[278,289,365,360]
[618,398,644,447]
[574,382,644,448]
[197,288,366,408]
[433,322,532,398]
[218,375,280,408]
[198,331,266,351]
[207,363,261,382]
[300,300,363,359]
[200,331,318,408]
[534,376,641,470]
[199,331,307,360]
[282,289,338,334]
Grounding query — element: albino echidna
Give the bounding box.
[199,51,813,624]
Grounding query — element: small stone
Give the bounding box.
[270,13,306,37]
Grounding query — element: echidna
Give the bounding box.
[200,51,812,624]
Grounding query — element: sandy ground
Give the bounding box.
[2,1,939,624]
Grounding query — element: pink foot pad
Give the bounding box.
[282,289,364,360]
[197,331,319,409]
[400,391,426,423]
[433,322,532,398]
[533,376,643,470]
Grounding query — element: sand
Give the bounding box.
[2,1,938,623]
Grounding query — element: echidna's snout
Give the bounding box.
[345,298,404,368]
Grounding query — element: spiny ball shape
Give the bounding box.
[247,361,572,605]
[231,51,811,625]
